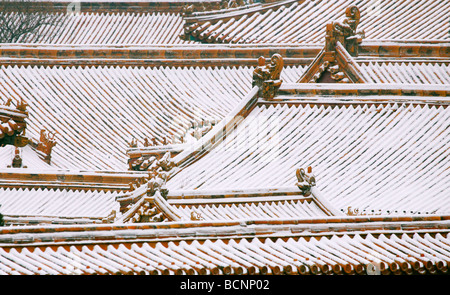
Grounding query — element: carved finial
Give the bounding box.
[11,147,23,168]
[268,53,283,80]
[129,179,140,191]
[346,206,358,216]
[182,4,194,16]
[0,120,15,138]
[346,206,368,216]
[296,166,316,196]
[102,210,116,223]
[138,151,176,197]
[326,5,365,56]
[16,98,28,112]
[128,200,166,223]
[253,57,268,87]
[174,118,218,144]
[4,98,12,107]
[129,149,177,172]
[35,129,57,163]
[252,54,283,99]
[345,5,361,31]
[147,170,168,198]
[139,156,157,171]
[157,151,176,171]
[129,137,138,148]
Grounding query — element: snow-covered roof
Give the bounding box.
[0,0,449,277]
[0,145,52,169]
[0,0,221,45]
[0,187,120,225]
[356,60,450,84]
[167,84,450,216]
[0,215,448,275]
[182,0,450,44]
[115,186,340,223]
[0,169,148,225]
[16,12,193,45]
[169,194,330,220]
[0,62,302,170]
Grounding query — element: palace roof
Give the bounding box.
[182,0,450,44]
[0,215,448,275]
[0,0,448,276]
[0,54,304,171]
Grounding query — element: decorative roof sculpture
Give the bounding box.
[298,4,368,83]
[252,53,284,99]
[0,99,28,148]
[296,166,316,196]
[326,5,365,57]
[31,129,57,164]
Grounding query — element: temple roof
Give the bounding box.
[115,186,340,223]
